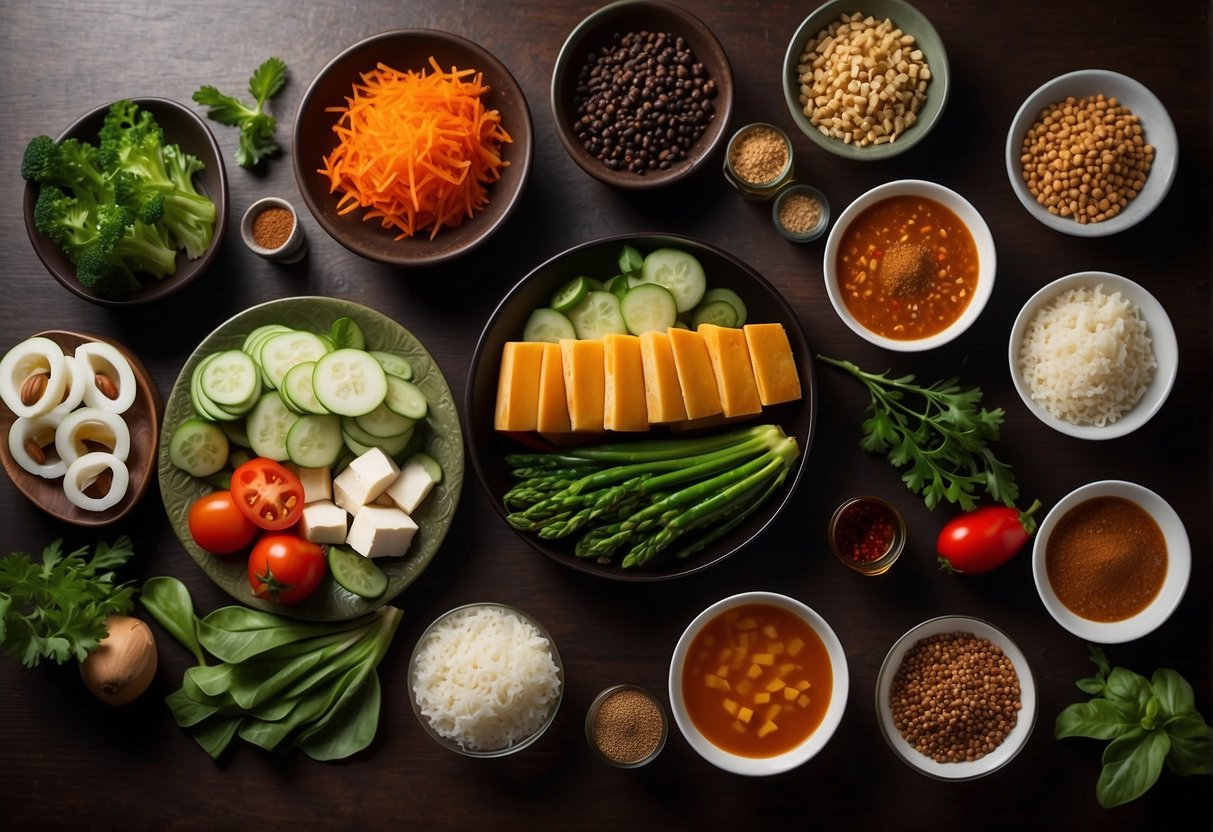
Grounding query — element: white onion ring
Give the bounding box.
[54,406,131,465]
[63,451,129,512]
[0,337,68,418]
[8,413,68,479]
[47,355,88,420]
[76,341,137,414]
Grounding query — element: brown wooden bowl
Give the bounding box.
[0,331,162,526]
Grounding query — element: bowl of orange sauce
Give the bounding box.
[668,591,848,775]
[1032,480,1191,644]
[823,179,995,351]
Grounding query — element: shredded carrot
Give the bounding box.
[319,58,512,241]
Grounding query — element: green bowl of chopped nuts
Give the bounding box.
[782,0,949,160]
[876,615,1037,780]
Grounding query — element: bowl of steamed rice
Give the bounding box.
[1008,271,1178,440]
[409,602,564,756]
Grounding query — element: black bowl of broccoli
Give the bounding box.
[21,97,228,306]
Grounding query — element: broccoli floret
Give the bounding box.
[72,203,177,299]
[32,186,100,259]
[76,245,141,300]
[111,170,166,226]
[22,135,110,210]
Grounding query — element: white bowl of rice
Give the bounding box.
[1008,271,1178,439]
[409,602,564,757]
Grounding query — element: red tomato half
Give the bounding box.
[936,501,1040,574]
[230,458,305,531]
[247,535,326,605]
[188,492,259,556]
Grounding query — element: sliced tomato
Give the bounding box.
[247,534,326,605]
[230,458,305,531]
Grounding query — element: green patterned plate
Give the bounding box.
[158,297,464,620]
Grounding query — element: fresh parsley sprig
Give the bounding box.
[193,57,288,168]
[819,356,1020,511]
[0,537,135,667]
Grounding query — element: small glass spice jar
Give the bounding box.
[828,496,906,575]
[241,197,307,263]
[772,183,830,243]
[722,123,794,201]
[585,684,668,768]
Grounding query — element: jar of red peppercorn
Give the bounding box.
[828,496,906,575]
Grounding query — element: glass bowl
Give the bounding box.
[828,496,906,575]
[772,184,830,243]
[585,684,668,768]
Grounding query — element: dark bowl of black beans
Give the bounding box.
[550,0,735,189]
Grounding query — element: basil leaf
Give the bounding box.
[139,577,206,666]
[1077,676,1107,696]
[1105,666,1153,717]
[1087,645,1112,679]
[1056,699,1136,741]
[1096,728,1170,808]
[1164,715,1212,776]
[1152,668,1197,718]
[618,245,645,275]
[329,317,366,351]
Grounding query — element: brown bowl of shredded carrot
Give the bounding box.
[293,29,533,267]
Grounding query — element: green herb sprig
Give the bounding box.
[193,57,288,168]
[0,537,135,667]
[1056,646,1211,808]
[819,356,1020,511]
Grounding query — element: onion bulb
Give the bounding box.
[79,614,158,706]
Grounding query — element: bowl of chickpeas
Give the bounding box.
[1005,69,1178,237]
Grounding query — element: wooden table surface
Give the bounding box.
[1,1,1208,829]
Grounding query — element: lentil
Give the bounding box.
[1020,94,1153,224]
[778,192,823,235]
[572,30,717,174]
[890,632,1021,763]
[252,206,294,250]
[591,687,665,764]
[729,126,788,185]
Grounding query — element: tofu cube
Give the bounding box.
[348,447,400,501]
[332,467,369,514]
[297,467,332,503]
[346,505,418,558]
[299,500,348,544]
[383,458,436,514]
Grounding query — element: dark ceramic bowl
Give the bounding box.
[22,97,228,306]
[293,29,533,267]
[550,1,735,189]
[466,234,816,581]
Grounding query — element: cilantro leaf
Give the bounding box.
[192,58,288,169]
[249,57,288,107]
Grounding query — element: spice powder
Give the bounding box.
[591,687,665,764]
[729,127,789,185]
[778,192,823,235]
[252,206,295,250]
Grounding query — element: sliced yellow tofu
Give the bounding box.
[560,339,605,432]
[638,331,688,424]
[666,327,722,420]
[494,342,545,431]
[536,342,571,434]
[603,333,648,432]
[698,324,762,417]
[743,323,802,406]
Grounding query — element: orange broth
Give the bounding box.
[681,603,832,757]
[836,194,979,340]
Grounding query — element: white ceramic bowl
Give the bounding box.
[1032,480,1190,644]
[1005,69,1177,237]
[1008,271,1178,440]
[823,179,996,351]
[668,591,848,776]
[876,615,1036,781]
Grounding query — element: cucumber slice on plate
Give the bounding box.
[369,351,413,381]
[327,545,388,599]
[551,276,591,313]
[312,348,388,417]
[342,417,415,457]
[198,349,262,408]
[169,417,230,477]
[355,403,416,439]
[241,324,291,355]
[259,330,331,389]
[408,451,444,484]
[691,300,741,329]
[285,414,343,468]
[621,283,678,334]
[383,375,428,420]
[639,248,707,312]
[282,361,329,416]
[700,287,748,326]
[220,417,251,450]
[568,290,628,340]
[246,391,299,461]
[522,308,576,343]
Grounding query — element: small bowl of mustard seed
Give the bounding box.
[241,196,307,263]
[550,0,735,190]
[773,183,830,243]
[586,684,668,768]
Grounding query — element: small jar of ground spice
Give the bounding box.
[586,684,668,768]
[773,183,830,242]
[723,123,793,200]
[829,495,906,575]
[241,197,307,263]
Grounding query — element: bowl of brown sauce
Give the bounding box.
[823,179,995,352]
[1032,480,1190,644]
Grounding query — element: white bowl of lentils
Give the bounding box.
[1005,69,1177,237]
[876,615,1037,781]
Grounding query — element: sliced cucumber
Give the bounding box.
[567,290,628,340]
[369,351,413,381]
[169,417,230,477]
[312,349,388,417]
[409,451,443,484]
[551,276,591,313]
[383,375,428,420]
[241,324,291,355]
[246,391,298,461]
[691,300,741,329]
[199,349,262,408]
[522,308,576,343]
[621,283,678,335]
[355,403,416,439]
[259,330,331,390]
[701,287,748,326]
[190,362,239,422]
[640,248,707,313]
[327,545,387,599]
[342,418,415,457]
[282,361,329,416]
[220,417,251,450]
[285,414,343,468]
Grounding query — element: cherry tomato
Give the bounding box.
[936,500,1041,574]
[188,491,259,556]
[247,534,326,605]
[230,458,305,531]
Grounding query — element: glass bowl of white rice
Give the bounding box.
[1008,271,1178,440]
[409,602,564,757]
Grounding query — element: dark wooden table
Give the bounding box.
[1,1,1208,829]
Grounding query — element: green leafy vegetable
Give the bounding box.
[192,57,288,168]
[328,317,366,351]
[818,356,1020,511]
[1056,645,1211,808]
[140,576,401,761]
[0,537,135,667]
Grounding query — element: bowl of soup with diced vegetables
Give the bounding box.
[668,591,848,775]
[823,179,995,352]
